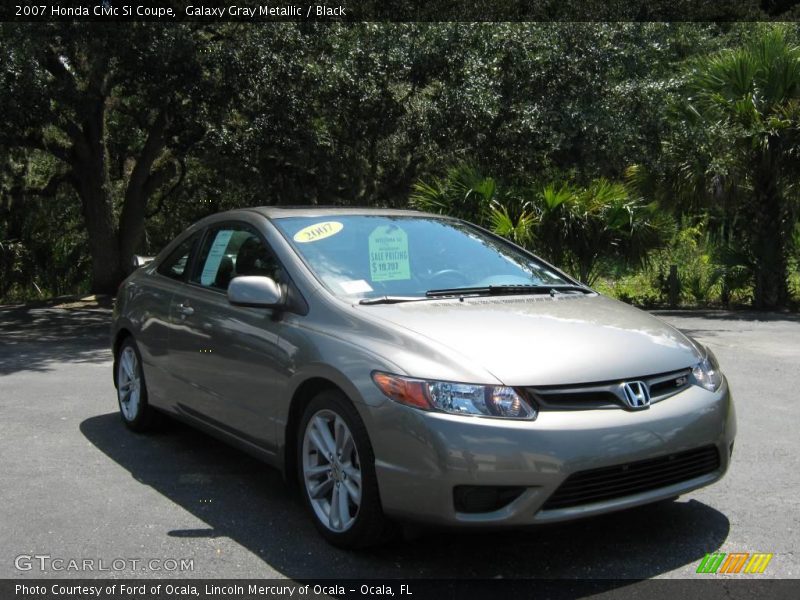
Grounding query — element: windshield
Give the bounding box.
[273,215,572,299]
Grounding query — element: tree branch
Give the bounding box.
[125,108,168,200]
[142,160,175,199]
[57,118,85,147]
[146,157,186,218]
[43,48,79,97]
[117,108,171,262]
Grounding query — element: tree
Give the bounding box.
[2,22,786,303]
[411,23,731,184]
[0,23,245,293]
[677,26,800,309]
[219,24,459,208]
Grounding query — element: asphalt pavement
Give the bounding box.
[1,300,798,580]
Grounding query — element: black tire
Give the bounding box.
[115,337,157,433]
[297,389,395,548]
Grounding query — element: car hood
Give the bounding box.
[359,293,703,386]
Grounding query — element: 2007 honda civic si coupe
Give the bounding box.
[112,207,735,548]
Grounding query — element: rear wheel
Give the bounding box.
[298,390,394,548]
[116,338,156,432]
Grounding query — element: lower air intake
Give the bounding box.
[542,446,721,510]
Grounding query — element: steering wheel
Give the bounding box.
[426,269,470,287]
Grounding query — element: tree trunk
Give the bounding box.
[751,159,789,310]
[117,110,168,272]
[74,167,122,295]
[69,107,169,295]
[118,185,147,274]
[71,96,124,295]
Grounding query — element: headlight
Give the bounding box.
[690,349,723,392]
[372,372,537,420]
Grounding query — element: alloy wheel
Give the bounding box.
[117,346,141,421]
[301,409,362,532]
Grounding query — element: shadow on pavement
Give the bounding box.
[80,412,731,581]
[0,305,111,375]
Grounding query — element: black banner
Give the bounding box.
[2,0,800,23]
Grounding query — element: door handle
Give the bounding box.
[177,303,194,316]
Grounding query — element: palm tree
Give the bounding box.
[409,164,497,224]
[682,26,800,309]
[528,179,672,285]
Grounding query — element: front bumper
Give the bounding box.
[364,378,735,526]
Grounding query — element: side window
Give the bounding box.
[191,224,283,291]
[156,232,200,280]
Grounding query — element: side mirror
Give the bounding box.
[227,275,284,308]
[132,255,155,269]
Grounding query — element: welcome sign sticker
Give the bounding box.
[368,226,411,282]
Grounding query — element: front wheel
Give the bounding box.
[298,390,394,548]
[116,338,157,432]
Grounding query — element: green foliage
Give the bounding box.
[654,220,719,306]
[596,217,756,308]
[527,178,673,284]
[595,272,661,309]
[409,164,497,223]
[0,22,253,293]
[488,201,536,248]
[0,192,89,301]
[1,22,799,308]
[667,25,800,308]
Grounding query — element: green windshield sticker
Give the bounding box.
[368,226,411,282]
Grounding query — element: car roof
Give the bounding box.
[243,206,441,220]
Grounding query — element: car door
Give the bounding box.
[167,221,291,454]
[136,230,203,408]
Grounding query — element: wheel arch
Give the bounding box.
[283,376,351,488]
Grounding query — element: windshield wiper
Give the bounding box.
[425,284,591,298]
[358,295,430,305]
[360,285,592,303]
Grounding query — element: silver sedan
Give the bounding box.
[112,208,736,548]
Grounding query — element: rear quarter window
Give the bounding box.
[156,232,200,280]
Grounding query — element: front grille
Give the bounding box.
[527,368,692,411]
[542,446,721,510]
